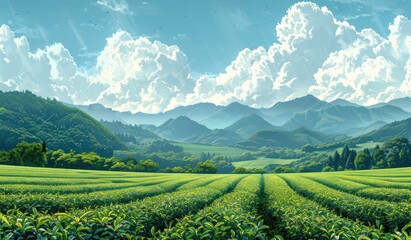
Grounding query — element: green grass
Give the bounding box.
[232,157,298,168]
[176,143,252,157]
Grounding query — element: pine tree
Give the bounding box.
[341,145,350,165]
[345,150,356,170]
[41,140,47,153]
[332,150,341,170]
[327,155,333,168]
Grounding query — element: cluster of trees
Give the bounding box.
[232,167,265,174]
[301,142,349,153]
[115,133,137,144]
[265,148,306,159]
[109,158,159,172]
[322,137,411,171]
[162,161,218,174]
[0,141,47,167]
[271,137,411,173]
[0,141,224,173]
[323,145,358,171]
[140,140,183,153]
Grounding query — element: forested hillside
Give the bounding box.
[0,91,126,157]
[353,118,411,143]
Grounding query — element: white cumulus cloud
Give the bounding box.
[186,2,359,108]
[0,24,95,104]
[1,1,411,113]
[91,30,194,113]
[310,15,411,105]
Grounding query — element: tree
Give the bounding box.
[322,166,334,172]
[382,137,411,168]
[110,162,131,171]
[354,151,372,170]
[193,161,217,173]
[199,152,207,161]
[272,166,294,173]
[373,145,386,168]
[41,140,47,153]
[341,145,350,164]
[345,150,356,170]
[301,144,315,153]
[135,159,159,172]
[15,142,47,167]
[172,166,185,173]
[233,167,247,174]
[332,150,341,170]
[363,148,371,157]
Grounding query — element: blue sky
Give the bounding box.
[0,0,411,113]
[1,0,409,73]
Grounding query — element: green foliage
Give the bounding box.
[322,166,334,172]
[354,118,411,143]
[2,165,411,239]
[354,151,372,170]
[301,144,315,152]
[265,175,396,239]
[232,167,265,174]
[193,161,218,173]
[141,140,184,153]
[0,142,46,166]
[272,166,295,173]
[0,91,126,157]
[282,175,411,232]
[101,120,160,143]
[0,174,242,239]
[156,175,268,239]
[299,137,411,172]
[382,137,411,168]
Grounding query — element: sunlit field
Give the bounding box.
[1,165,411,239]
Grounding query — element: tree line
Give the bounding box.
[322,137,411,171]
[0,141,219,173]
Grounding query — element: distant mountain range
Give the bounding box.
[72,95,411,139]
[237,127,344,149]
[283,104,410,136]
[352,118,411,143]
[371,97,411,113]
[3,91,411,153]
[225,114,277,138]
[147,116,244,145]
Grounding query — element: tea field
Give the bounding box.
[1,165,411,239]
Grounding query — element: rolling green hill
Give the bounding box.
[225,114,277,138]
[353,118,411,143]
[192,129,244,145]
[0,91,126,156]
[101,120,160,143]
[238,127,343,149]
[176,143,251,157]
[283,104,411,135]
[154,116,211,142]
